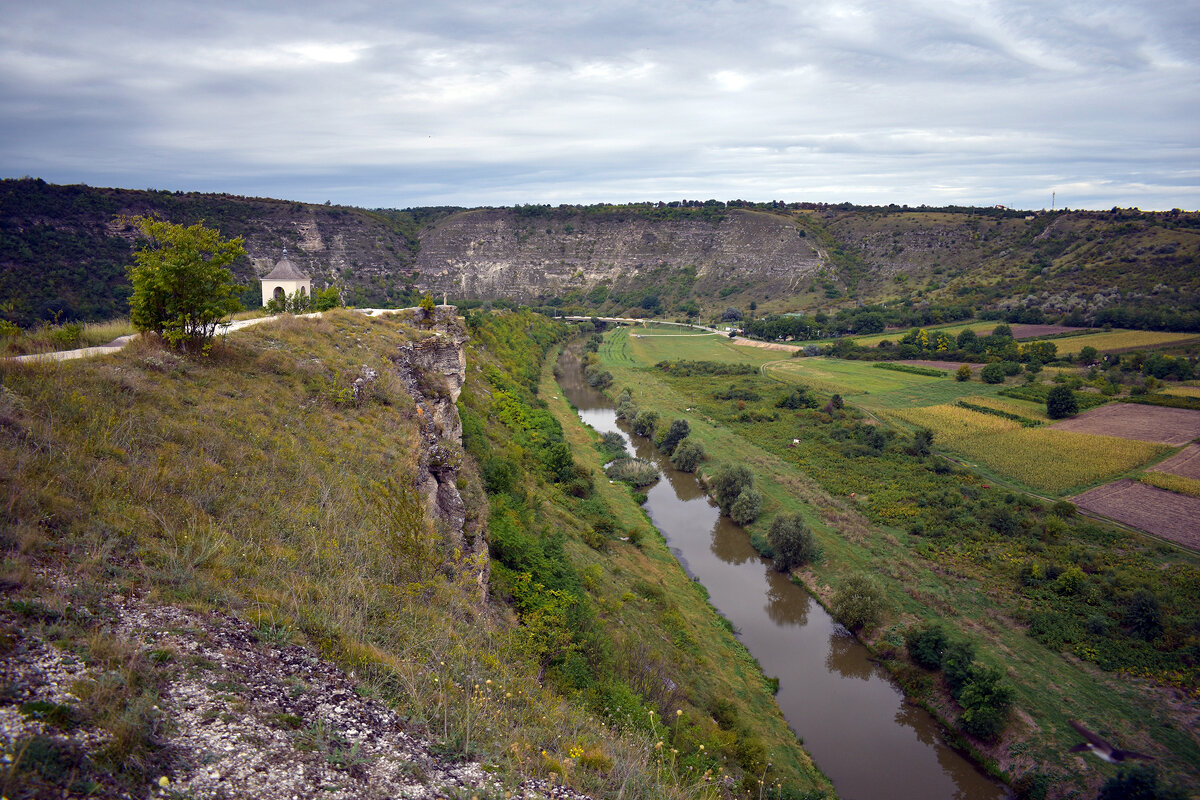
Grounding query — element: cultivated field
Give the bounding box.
[884,405,1169,493]
[899,359,982,372]
[1071,480,1200,549]
[1028,329,1199,356]
[1151,443,1200,480]
[1049,403,1200,446]
[1006,324,1086,339]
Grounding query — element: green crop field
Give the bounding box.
[763,358,1011,411]
[622,329,783,368]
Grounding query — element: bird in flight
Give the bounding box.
[1069,720,1155,764]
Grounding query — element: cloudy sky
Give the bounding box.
[2,1,1198,210]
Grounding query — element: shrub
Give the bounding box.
[597,431,628,461]
[1123,590,1163,641]
[631,410,659,439]
[904,624,948,670]
[1046,385,1079,419]
[940,639,978,696]
[670,438,705,472]
[980,362,1006,384]
[710,464,754,515]
[830,575,886,633]
[956,364,972,381]
[1099,765,1187,800]
[730,489,762,526]
[776,387,817,409]
[767,513,817,571]
[657,418,690,455]
[605,458,659,487]
[956,665,1013,743]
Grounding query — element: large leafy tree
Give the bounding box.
[126,216,245,349]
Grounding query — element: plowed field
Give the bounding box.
[1151,444,1200,480]
[1049,404,1200,446]
[1071,480,1200,549]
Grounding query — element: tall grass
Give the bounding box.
[0,310,750,799]
[2,318,137,355]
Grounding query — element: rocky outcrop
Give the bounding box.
[0,588,590,799]
[388,306,488,598]
[414,208,823,301]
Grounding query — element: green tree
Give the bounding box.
[126,216,245,349]
[767,513,817,571]
[955,364,972,382]
[710,464,753,515]
[957,665,1013,742]
[1045,385,1078,419]
[631,410,659,439]
[904,624,948,670]
[670,438,705,472]
[730,488,762,526]
[831,575,886,633]
[657,418,691,455]
[419,292,436,312]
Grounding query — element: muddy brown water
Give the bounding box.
[558,349,1007,800]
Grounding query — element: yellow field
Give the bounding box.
[1032,330,1198,356]
[1142,471,1200,498]
[1162,385,1200,398]
[886,404,1018,437]
[960,395,1050,421]
[885,403,1169,492]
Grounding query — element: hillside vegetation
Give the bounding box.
[3,179,1198,334]
[0,309,831,798]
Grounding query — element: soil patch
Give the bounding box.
[731,337,802,353]
[1151,443,1200,480]
[1049,404,1200,446]
[899,359,981,372]
[1009,324,1086,339]
[1071,480,1200,549]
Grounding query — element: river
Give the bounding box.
[557,347,1007,800]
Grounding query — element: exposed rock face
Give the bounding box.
[414,208,822,300]
[389,307,488,597]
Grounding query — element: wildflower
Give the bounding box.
[675,709,682,716]
[158,776,171,788]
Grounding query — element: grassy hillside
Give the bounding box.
[593,326,1200,798]
[0,309,832,798]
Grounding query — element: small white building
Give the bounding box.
[260,249,311,307]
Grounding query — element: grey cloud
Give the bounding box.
[1,0,1197,210]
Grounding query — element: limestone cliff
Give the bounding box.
[388,306,488,597]
[414,208,823,301]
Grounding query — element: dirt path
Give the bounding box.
[6,310,406,364]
